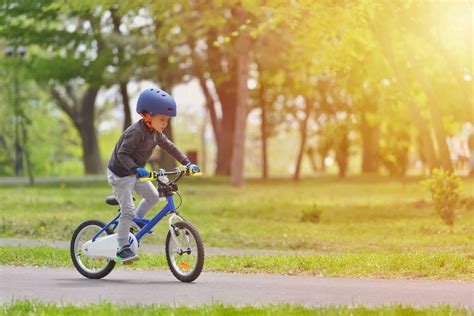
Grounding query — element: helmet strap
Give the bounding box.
[139,112,154,131]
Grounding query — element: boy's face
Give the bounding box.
[150,114,170,132]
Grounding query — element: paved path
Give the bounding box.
[1,266,472,307]
[0,238,313,257]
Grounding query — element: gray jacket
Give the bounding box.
[108,120,189,177]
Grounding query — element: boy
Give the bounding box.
[107,88,200,262]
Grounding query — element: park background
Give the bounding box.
[0,0,473,298]
[0,0,472,183]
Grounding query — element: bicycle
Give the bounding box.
[70,167,204,282]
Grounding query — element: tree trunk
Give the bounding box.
[20,118,34,185]
[207,29,238,177]
[307,147,318,172]
[293,98,313,181]
[78,123,103,174]
[335,124,349,178]
[120,81,132,131]
[200,107,208,173]
[78,88,103,174]
[195,73,221,175]
[196,75,221,145]
[360,111,380,173]
[230,12,250,187]
[14,116,23,176]
[215,80,237,176]
[50,86,103,174]
[13,76,23,176]
[259,85,269,180]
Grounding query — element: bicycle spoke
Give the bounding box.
[74,225,111,274]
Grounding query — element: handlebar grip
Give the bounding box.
[138,177,155,182]
[138,172,156,182]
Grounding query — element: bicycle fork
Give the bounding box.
[168,214,191,254]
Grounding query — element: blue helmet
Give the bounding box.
[136,88,177,117]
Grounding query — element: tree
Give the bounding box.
[152,1,320,182]
[230,6,251,186]
[0,56,83,177]
[0,1,112,174]
[361,0,471,173]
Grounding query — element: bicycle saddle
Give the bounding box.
[105,196,135,205]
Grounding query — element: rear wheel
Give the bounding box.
[165,221,204,282]
[70,220,116,279]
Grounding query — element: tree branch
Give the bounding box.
[188,37,222,139]
[65,84,79,108]
[81,87,99,116]
[49,87,75,119]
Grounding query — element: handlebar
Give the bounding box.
[138,167,202,186]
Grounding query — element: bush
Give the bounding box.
[300,204,323,224]
[459,196,474,211]
[422,169,461,226]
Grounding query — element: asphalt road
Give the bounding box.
[1,266,472,307]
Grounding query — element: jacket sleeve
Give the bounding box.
[156,132,190,165]
[117,130,141,172]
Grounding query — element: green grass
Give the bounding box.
[1,246,472,280]
[0,176,473,252]
[0,176,473,279]
[0,300,469,316]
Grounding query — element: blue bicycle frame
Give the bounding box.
[92,195,177,243]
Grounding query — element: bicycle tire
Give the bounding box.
[165,221,204,282]
[70,220,116,279]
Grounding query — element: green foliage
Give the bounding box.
[422,169,462,226]
[0,0,472,178]
[0,57,83,177]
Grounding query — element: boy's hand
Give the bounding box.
[135,167,151,178]
[185,163,201,175]
[156,168,166,176]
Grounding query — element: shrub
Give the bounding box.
[459,196,474,211]
[301,204,323,224]
[422,169,461,226]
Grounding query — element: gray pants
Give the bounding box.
[107,169,160,248]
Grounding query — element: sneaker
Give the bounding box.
[116,246,139,263]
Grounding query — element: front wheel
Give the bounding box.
[70,220,116,279]
[165,221,204,282]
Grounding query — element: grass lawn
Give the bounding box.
[0,301,469,316]
[0,176,473,279]
[1,245,472,280]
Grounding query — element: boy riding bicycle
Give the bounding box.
[107,88,200,263]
